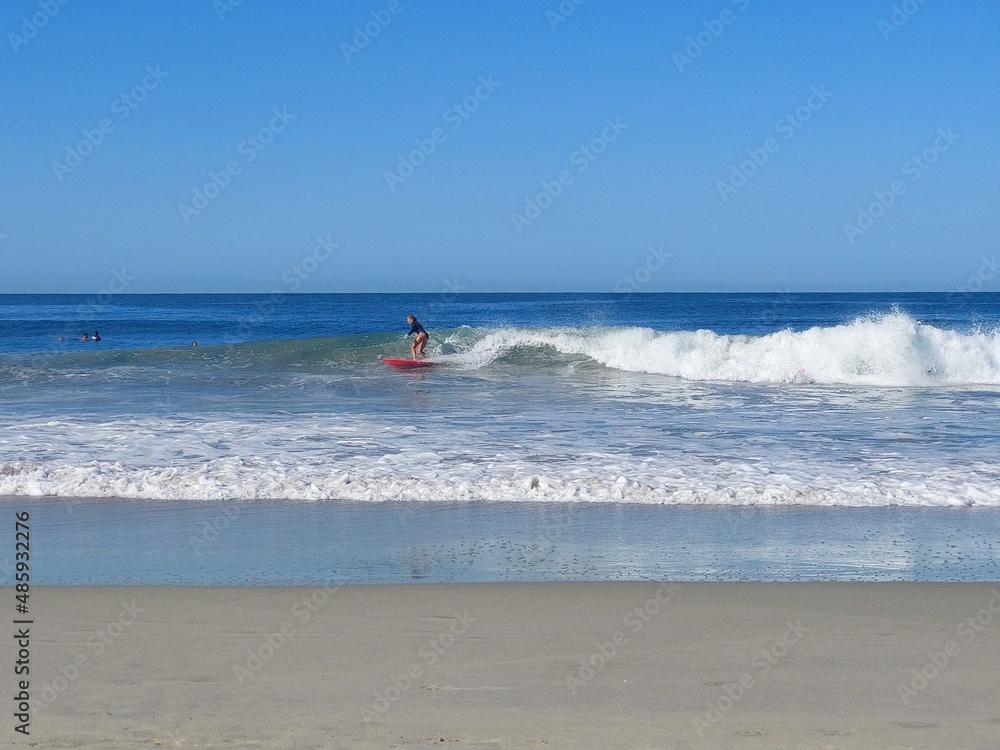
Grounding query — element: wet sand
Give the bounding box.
[6,583,1000,749]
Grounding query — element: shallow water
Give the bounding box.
[9,499,1000,585]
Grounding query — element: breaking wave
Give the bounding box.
[441,312,1000,386]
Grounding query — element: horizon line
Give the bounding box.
[0,290,989,296]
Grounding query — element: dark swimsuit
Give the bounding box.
[407,321,427,337]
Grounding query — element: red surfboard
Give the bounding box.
[382,358,435,369]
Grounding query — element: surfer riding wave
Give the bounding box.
[406,315,429,359]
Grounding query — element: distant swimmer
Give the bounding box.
[78,332,90,341]
[92,330,101,342]
[191,341,198,347]
[406,314,429,359]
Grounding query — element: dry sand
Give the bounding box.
[5,583,1000,749]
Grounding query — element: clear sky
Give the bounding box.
[2,0,998,293]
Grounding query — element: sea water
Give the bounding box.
[1,293,999,583]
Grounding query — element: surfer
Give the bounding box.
[406,315,429,359]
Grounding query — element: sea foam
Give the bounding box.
[445,313,1000,386]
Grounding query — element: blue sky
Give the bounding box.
[2,0,997,293]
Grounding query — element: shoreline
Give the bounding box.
[6,498,1000,585]
[5,582,1000,748]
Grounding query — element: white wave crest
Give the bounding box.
[446,313,1000,386]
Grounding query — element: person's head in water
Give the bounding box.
[92,330,100,341]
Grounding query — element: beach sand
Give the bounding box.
[7,583,1000,749]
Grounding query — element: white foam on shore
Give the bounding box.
[3,417,998,506]
[3,457,996,506]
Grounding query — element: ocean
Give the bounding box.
[2,292,999,584]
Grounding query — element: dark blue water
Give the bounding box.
[2,292,998,354]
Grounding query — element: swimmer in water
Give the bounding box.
[406,315,429,359]
[78,332,90,341]
[92,330,101,342]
